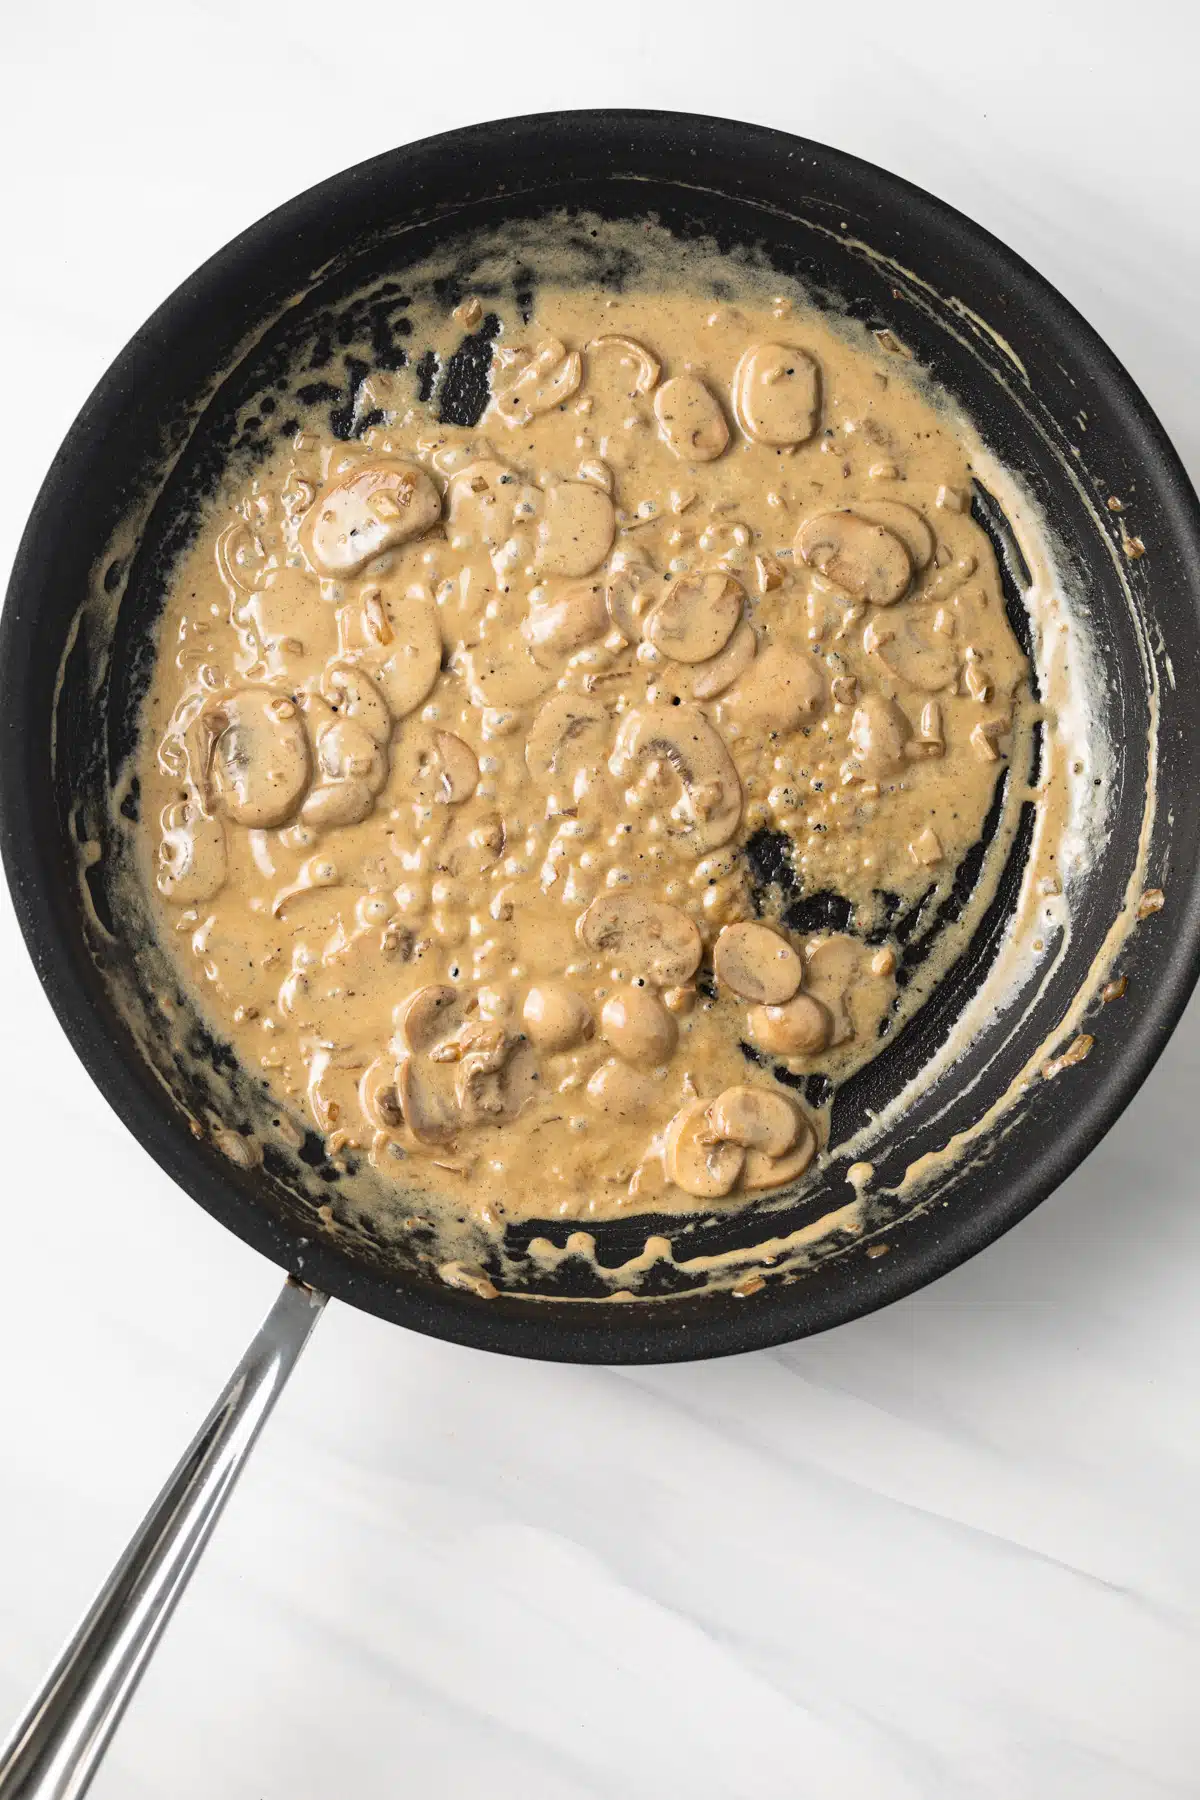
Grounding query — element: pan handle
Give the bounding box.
[0,1275,326,1800]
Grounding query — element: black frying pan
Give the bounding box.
[1,111,1198,1797]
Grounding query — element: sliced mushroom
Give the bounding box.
[535,481,616,577]
[577,894,702,987]
[848,694,912,776]
[795,511,913,606]
[865,617,958,692]
[491,338,582,426]
[300,776,377,829]
[653,376,729,461]
[359,1054,404,1133]
[156,794,227,903]
[522,581,609,666]
[707,1085,800,1157]
[394,984,466,1055]
[713,922,803,1004]
[454,1028,539,1125]
[204,689,311,828]
[585,1058,657,1120]
[300,462,441,576]
[446,459,531,550]
[852,498,936,570]
[395,1057,460,1145]
[644,571,743,664]
[461,643,553,711]
[689,618,757,701]
[601,985,678,1066]
[398,728,480,806]
[742,1123,816,1190]
[803,935,869,1047]
[719,642,824,735]
[664,1098,745,1199]
[320,661,392,743]
[733,344,821,446]
[585,334,661,394]
[522,984,593,1052]
[372,588,443,718]
[604,558,656,641]
[215,520,271,594]
[525,692,611,787]
[313,717,388,791]
[608,703,742,853]
[747,992,832,1057]
[233,566,329,680]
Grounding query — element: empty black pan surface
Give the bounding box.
[3,110,1198,1362]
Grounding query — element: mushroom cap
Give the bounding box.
[600,985,678,1066]
[713,922,803,1004]
[851,498,936,571]
[300,461,441,577]
[585,1058,658,1120]
[522,581,609,666]
[848,693,912,776]
[577,894,703,987]
[206,688,312,829]
[491,339,582,427]
[320,660,392,744]
[653,375,730,461]
[394,984,465,1055]
[522,984,594,1053]
[525,692,612,787]
[609,702,742,853]
[733,344,821,446]
[398,728,480,806]
[742,1122,817,1190]
[795,510,913,606]
[865,616,959,692]
[747,991,833,1058]
[719,642,824,735]
[690,617,757,701]
[535,481,616,578]
[707,1085,800,1157]
[644,571,743,665]
[371,587,443,719]
[664,1098,745,1198]
[461,642,554,711]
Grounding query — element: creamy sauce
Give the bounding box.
[133,275,1053,1287]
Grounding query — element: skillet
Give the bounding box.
[2,110,1198,1798]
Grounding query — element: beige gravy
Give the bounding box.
[136,280,1039,1261]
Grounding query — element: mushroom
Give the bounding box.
[371,588,443,719]
[803,934,870,1046]
[299,462,441,576]
[535,481,616,577]
[608,703,742,853]
[156,794,227,903]
[664,1098,745,1198]
[453,1027,539,1125]
[576,894,702,987]
[601,985,678,1065]
[653,375,729,461]
[851,498,936,570]
[795,511,913,606]
[525,692,612,787]
[689,618,757,701]
[234,566,329,681]
[644,571,743,664]
[847,694,912,776]
[398,728,479,805]
[585,334,661,394]
[395,1057,461,1145]
[719,642,824,735]
[865,616,958,692]
[522,984,594,1052]
[394,984,465,1055]
[446,459,531,550]
[215,520,270,593]
[604,558,656,641]
[742,1123,817,1190]
[747,991,832,1057]
[300,776,377,829]
[713,922,803,1004]
[585,1058,658,1120]
[359,1054,404,1133]
[522,580,609,666]
[320,661,392,743]
[461,642,553,711]
[203,689,312,828]
[732,344,821,445]
[707,1085,800,1157]
[491,338,582,426]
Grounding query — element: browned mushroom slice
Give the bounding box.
[525,692,611,787]
[600,985,678,1065]
[719,642,824,735]
[394,984,466,1055]
[576,894,703,987]
[585,335,661,394]
[205,689,311,828]
[746,991,832,1057]
[795,511,913,605]
[491,339,582,426]
[522,581,609,666]
[372,588,443,718]
[664,1098,745,1198]
[300,462,441,576]
[713,922,803,1004]
[653,376,730,461]
[707,1085,801,1157]
[535,481,616,577]
[732,344,821,445]
[522,984,594,1052]
[851,498,936,570]
[742,1123,816,1190]
[644,571,743,664]
[156,794,226,903]
[865,617,959,692]
[608,703,742,853]
[847,694,912,776]
[684,618,754,702]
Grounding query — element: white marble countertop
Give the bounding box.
[3,4,1199,1794]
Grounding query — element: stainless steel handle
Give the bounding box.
[0,1276,326,1800]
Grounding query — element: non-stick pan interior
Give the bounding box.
[4,113,1199,1361]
